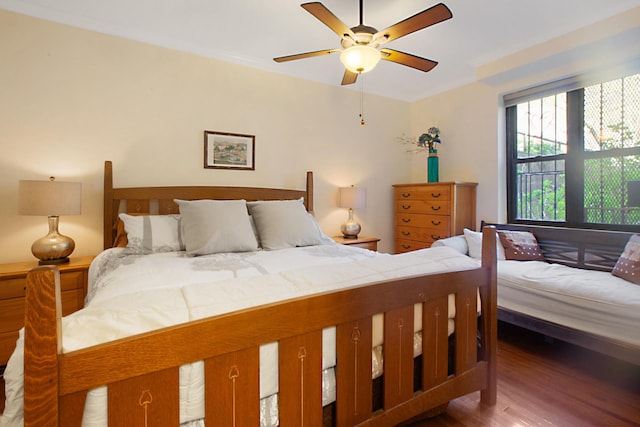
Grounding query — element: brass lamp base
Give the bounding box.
[31,216,75,265]
[340,208,361,239]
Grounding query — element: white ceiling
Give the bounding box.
[2,0,640,101]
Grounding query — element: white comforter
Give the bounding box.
[1,244,479,426]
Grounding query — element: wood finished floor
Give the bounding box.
[407,322,640,427]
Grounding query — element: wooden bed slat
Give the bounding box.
[125,199,150,214]
[279,330,324,426]
[454,288,478,373]
[205,347,260,425]
[422,296,450,389]
[383,305,415,410]
[108,367,180,426]
[336,318,373,425]
[59,391,87,427]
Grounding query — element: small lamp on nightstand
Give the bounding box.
[19,177,82,265]
[338,185,366,239]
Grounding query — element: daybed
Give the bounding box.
[433,223,640,365]
[0,161,497,427]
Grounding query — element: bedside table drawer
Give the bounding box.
[0,290,82,333]
[0,271,85,299]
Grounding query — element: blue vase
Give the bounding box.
[427,149,439,182]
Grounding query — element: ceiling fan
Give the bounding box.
[274,1,453,86]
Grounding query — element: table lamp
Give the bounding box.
[338,186,366,238]
[19,177,82,265]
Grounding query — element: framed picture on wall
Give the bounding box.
[204,130,255,170]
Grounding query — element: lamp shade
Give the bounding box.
[339,186,367,210]
[340,45,381,74]
[19,178,82,216]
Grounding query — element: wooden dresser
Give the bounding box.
[393,182,477,253]
[0,256,93,366]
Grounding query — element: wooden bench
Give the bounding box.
[482,221,639,365]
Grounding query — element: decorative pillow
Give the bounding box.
[463,228,506,260]
[247,199,326,250]
[612,234,640,285]
[175,199,258,255]
[497,230,545,261]
[118,213,184,253]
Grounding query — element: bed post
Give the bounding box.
[104,160,114,250]
[480,225,498,405]
[24,266,62,427]
[306,171,314,214]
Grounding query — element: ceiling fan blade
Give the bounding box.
[301,2,356,40]
[341,70,358,85]
[274,48,339,63]
[373,3,452,45]
[380,49,438,73]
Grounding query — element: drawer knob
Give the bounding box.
[431,220,441,226]
[402,244,411,249]
[402,205,411,210]
[402,218,411,223]
[431,192,441,198]
[431,206,441,211]
[402,231,410,236]
[431,234,441,240]
[402,192,411,198]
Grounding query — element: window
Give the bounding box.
[506,72,640,231]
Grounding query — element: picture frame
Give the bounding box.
[204,130,255,170]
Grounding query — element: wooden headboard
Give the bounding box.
[103,161,314,250]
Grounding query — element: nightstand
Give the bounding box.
[333,236,380,251]
[0,256,93,366]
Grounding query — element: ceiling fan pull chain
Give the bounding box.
[360,79,365,126]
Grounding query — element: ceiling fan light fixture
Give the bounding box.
[340,45,381,74]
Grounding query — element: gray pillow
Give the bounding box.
[248,199,325,250]
[175,199,258,255]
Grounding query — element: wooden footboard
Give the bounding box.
[23,227,497,426]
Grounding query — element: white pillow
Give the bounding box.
[175,199,259,255]
[119,213,184,253]
[463,228,506,260]
[248,199,327,250]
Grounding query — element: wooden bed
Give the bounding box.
[21,161,497,426]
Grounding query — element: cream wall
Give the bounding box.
[2,7,639,263]
[409,7,640,230]
[0,10,415,263]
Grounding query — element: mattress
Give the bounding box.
[497,260,640,347]
[1,243,479,427]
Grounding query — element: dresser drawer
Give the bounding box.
[0,270,85,299]
[395,239,433,254]
[396,200,451,214]
[395,185,451,201]
[396,225,449,243]
[395,213,451,230]
[0,289,82,333]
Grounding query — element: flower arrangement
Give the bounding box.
[398,127,441,153]
[417,127,441,151]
